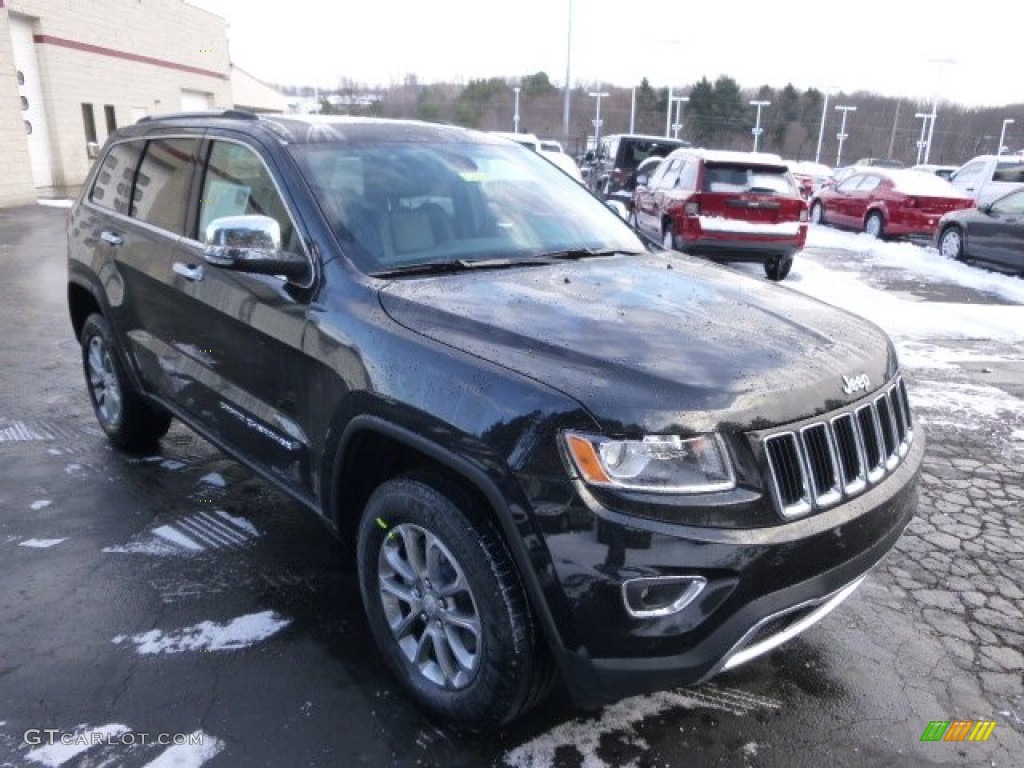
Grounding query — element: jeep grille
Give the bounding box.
[761,377,913,518]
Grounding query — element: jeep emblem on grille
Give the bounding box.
[842,373,871,395]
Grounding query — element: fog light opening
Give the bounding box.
[622,576,707,619]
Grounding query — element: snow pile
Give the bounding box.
[25,723,130,767]
[113,610,291,654]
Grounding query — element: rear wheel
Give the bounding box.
[764,254,794,281]
[80,314,172,452]
[938,226,964,261]
[810,201,825,225]
[356,473,554,730]
[864,211,884,239]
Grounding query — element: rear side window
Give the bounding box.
[677,159,698,190]
[132,138,201,235]
[993,162,1024,183]
[89,141,143,214]
[856,176,882,192]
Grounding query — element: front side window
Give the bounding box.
[677,159,698,190]
[291,140,646,274]
[836,175,863,193]
[856,176,882,192]
[952,162,983,184]
[990,189,1024,215]
[198,141,297,250]
[653,158,681,189]
[89,141,143,214]
[132,138,201,235]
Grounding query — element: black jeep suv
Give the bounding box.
[68,112,922,730]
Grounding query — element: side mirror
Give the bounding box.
[584,150,595,163]
[978,203,993,215]
[605,200,628,219]
[203,215,308,279]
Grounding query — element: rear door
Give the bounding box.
[634,155,680,235]
[980,159,1024,207]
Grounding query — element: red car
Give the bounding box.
[809,169,973,239]
[632,149,808,281]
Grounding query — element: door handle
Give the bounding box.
[172,262,204,281]
[100,230,123,246]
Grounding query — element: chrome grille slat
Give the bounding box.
[761,377,913,518]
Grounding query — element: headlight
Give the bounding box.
[562,432,735,493]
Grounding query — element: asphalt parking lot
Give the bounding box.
[1,205,1021,767]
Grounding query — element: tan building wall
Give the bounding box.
[1,0,230,205]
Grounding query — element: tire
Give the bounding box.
[938,226,964,261]
[356,473,555,730]
[810,201,825,225]
[864,211,884,239]
[80,314,172,452]
[764,254,794,281]
[662,223,677,251]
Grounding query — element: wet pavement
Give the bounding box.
[0,206,1021,767]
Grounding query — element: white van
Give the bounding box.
[948,154,1024,206]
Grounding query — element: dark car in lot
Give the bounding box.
[632,148,808,280]
[936,186,1024,273]
[588,133,689,209]
[68,111,922,730]
[810,169,973,239]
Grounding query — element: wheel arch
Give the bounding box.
[68,275,103,340]
[325,414,568,656]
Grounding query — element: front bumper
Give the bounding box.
[544,429,923,709]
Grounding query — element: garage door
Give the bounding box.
[180,89,213,112]
[9,15,54,188]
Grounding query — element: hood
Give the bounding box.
[378,253,897,434]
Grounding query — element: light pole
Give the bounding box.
[562,0,573,145]
[513,87,521,134]
[834,105,856,167]
[998,118,1015,155]
[670,96,689,139]
[749,100,770,152]
[589,91,609,145]
[814,87,837,164]
[914,112,931,165]
[924,57,956,164]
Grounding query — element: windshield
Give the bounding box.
[291,141,645,273]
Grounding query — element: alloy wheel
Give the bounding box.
[86,335,123,427]
[377,523,482,689]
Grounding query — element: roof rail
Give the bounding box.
[137,109,259,123]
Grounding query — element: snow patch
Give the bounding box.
[37,199,74,209]
[153,524,205,552]
[699,216,801,235]
[912,379,1024,427]
[198,472,226,487]
[504,685,779,768]
[103,540,178,556]
[25,723,129,767]
[47,448,62,455]
[19,538,67,549]
[160,460,185,471]
[139,731,224,767]
[786,253,1024,343]
[214,509,259,537]
[30,500,52,511]
[64,464,84,475]
[742,741,759,757]
[113,610,291,654]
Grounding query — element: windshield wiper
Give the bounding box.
[534,248,644,260]
[372,257,553,278]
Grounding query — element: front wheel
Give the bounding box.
[938,226,964,261]
[810,201,825,225]
[864,211,884,239]
[80,314,172,452]
[764,254,794,281]
[356,474,554,730]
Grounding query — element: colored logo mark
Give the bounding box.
[920,720,997,742]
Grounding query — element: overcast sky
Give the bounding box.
[189,0,1021,108]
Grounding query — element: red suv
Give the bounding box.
[632,149,808,280]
